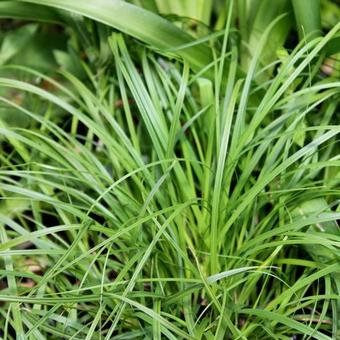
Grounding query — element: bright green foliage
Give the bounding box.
[0,1,340,339]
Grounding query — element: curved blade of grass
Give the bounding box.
[166,62,190,158]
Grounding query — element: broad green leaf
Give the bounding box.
[0,2,61,22]
[18,0,213,72]
[0,24,38,65]
[292,0,321,40]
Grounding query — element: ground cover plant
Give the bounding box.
[0,0,340,338]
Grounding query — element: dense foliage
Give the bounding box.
[0,0,340,339]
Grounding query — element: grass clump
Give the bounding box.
[0,0,340,339]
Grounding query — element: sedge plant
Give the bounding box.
[0,0,340,339]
